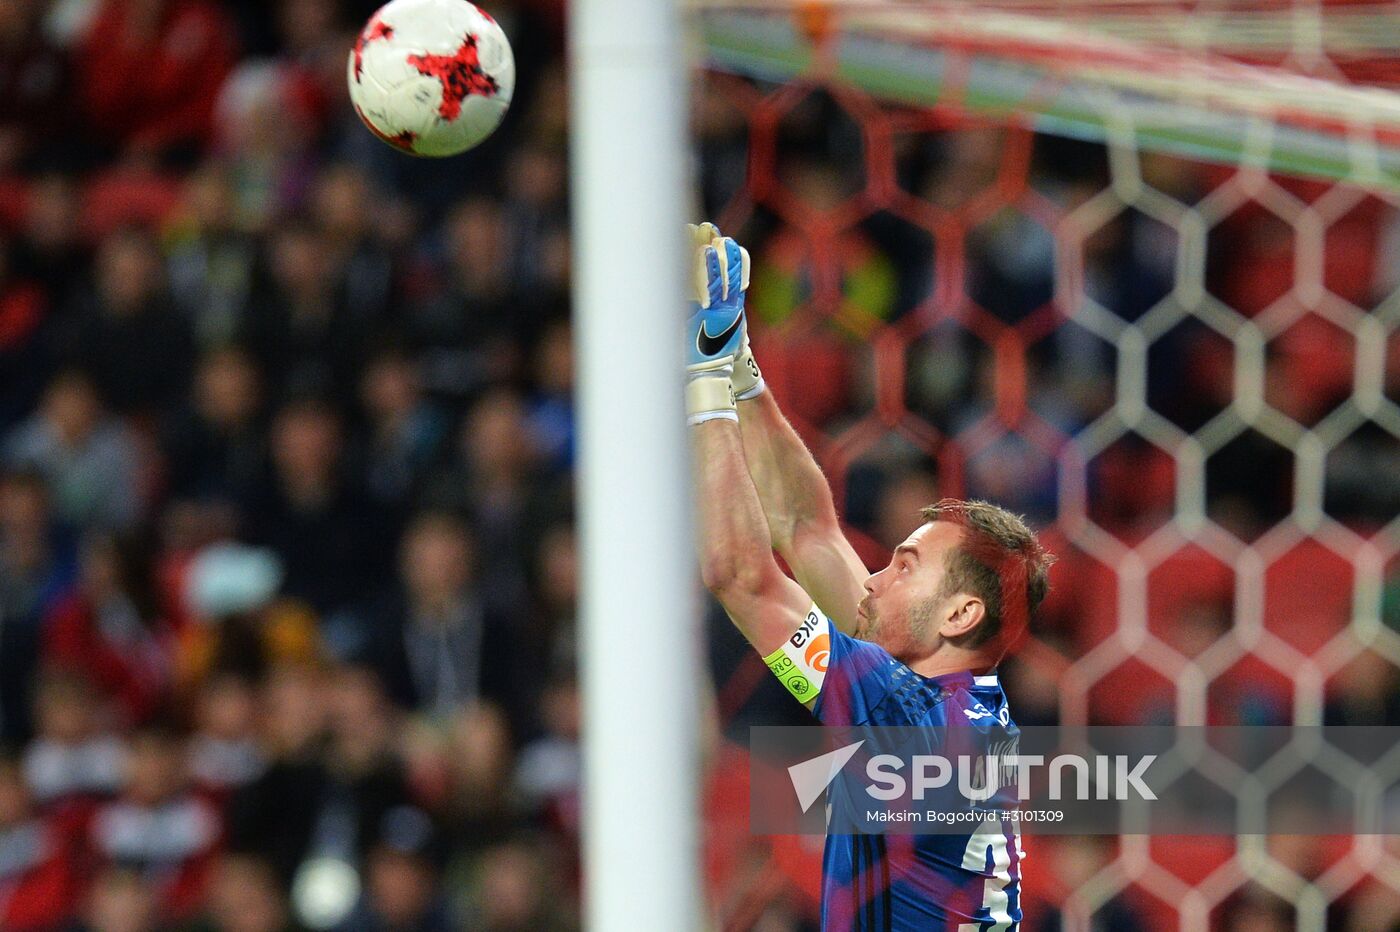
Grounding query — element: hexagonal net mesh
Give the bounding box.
[690,4,1400,930]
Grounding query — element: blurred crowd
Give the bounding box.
[1,0,578,929]
[1,0,1399,929]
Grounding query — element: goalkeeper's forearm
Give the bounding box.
[737,389,866,632]
[693,418,810,653]
[736,390,827,547]
[684,224,852,641]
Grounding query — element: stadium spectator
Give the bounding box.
[0,470,72,619]
[239,396,388,615]
[353,806,453,932]
[222,663,326,886]
[424,388,545,598]
[872,469,940,552]
[76,0,239,164]
[187,673,263,795]
[41,531,171,726]
[9,173,87,316]
[177,541,314,688]
[88,724,220,918]
[463,837,575,932]
[23,670,126,807]
[0,237,54,429]
[512,675,579,834]
[342,511,527,727]
[212,61,324,230]
[524,317,575,474]
[268,0,356,94]
[0,0,71,174]
[526,521,577,674]
[324,664,403,794]
[0,750,82,930]
[190,853,295,932]
[1324,650,1400,726]
[74,863,162,932]
[164,167,260,347]
[1324,421,1400,529]
[228,663,413,899]
[963,431,1058,524]
[1036,837,1146,930]
[60,225,194,415]
[967,206,1055,326]
[439,702,515,854]
[749,167,897,333]
[355,346,449,511]
[0,469,74,742]
[4,371,145,531]
[308,164,397,321]
[162,346,267,506]
[502,142,569,303]
[1215,887,1295,932]
[409,199,523,393]
[1338,883,1400,932]
[242,221,378,401]
[692,73,750,218]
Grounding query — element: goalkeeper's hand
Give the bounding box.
[686,222,750,424]
[689,223,766,402]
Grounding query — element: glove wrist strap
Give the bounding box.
[731,340,765,400]
[687,374,737,425]
[734,378,766,402]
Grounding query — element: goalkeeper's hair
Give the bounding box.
[920,499,1056,649]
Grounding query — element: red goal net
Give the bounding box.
[693,2,1400,928]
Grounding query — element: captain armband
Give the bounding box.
[763,604,831,703]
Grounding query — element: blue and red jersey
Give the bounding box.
[812,623,1024,931]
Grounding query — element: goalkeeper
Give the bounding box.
[687,223,1054,931]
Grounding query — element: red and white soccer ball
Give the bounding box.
[348,0,515,157]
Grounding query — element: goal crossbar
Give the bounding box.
[695,0,1400,188]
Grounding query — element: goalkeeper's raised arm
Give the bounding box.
[730,331,866,634]
[686,227,815,665]
[694,226,867,634]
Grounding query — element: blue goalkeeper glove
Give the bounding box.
[686,222,750,424]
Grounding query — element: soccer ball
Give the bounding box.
[347,0,515,158]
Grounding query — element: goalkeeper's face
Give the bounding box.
[856,521,968,661]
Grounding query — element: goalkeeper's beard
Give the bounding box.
[856,595,939,650]
[855,597,876,640]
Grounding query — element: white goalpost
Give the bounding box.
[570,0,701,927]
[573,0,1400,925]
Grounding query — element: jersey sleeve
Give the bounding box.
[812,627,898,726]
[760,602,901,724]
